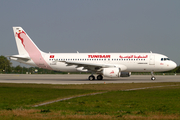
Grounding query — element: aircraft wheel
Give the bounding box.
[151,76,156,81]
[97,75,103,80]
[89,75,95,81]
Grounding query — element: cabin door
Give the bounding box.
[149,55,155,65]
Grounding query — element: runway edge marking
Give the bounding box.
[32,91,108,107]
[122,85,178,91]
[32,84,178,107]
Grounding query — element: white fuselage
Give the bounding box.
[17,52,177,73]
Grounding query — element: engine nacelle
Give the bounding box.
[102,68,131,78]
[120,72,131,77]
[103,68,121,78]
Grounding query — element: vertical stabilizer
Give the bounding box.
[13,27,42,55]
[12,27,52,70]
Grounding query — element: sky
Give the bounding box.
[0,0,180,67]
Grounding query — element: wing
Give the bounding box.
[60,61,127,72]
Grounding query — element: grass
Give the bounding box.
[0,83,180,119]
[38,86,180,114]
[0,84,99,110]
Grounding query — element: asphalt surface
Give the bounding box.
[0,74,179,84]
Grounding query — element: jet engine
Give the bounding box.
[102,68,121,77]
[102,68,131,78]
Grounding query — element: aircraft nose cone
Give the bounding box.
[171,61,177,69]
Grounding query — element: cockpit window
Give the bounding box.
[161,58,170,61]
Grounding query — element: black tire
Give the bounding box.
[89,76,95,81]
[97,75,103,80]
[151,76,156,81]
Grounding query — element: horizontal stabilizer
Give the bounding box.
[7,55,31,61]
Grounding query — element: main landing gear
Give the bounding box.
[88,75,95,81]
[97,75,103,80]
[88,74,103,81]
[151,71,156,81]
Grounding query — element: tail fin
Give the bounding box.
[12,27,52,70]
[13,27,42,55]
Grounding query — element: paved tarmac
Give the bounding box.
[0,74,179,84]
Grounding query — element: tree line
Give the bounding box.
[0,55,64,74]
[0,55,179,74]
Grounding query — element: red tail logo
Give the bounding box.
[16,30,26,47]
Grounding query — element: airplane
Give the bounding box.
[9,27,177,81]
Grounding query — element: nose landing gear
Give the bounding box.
[151,71,156,81]
[151,76,156,80]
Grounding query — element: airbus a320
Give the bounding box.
[9,27,177,81]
